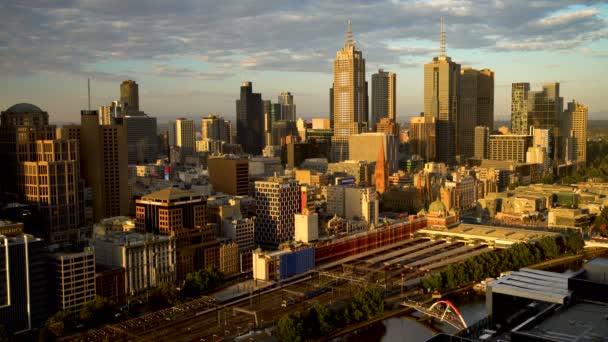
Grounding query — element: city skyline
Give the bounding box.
[1,2,607,123]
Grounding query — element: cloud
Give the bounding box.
[0,0,606,79]
[148,63,234,80]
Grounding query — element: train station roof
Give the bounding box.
[488,268,582,304]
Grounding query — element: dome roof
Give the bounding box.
[429,198,447,214]
[5,103,44,113]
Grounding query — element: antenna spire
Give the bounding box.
[87,78,91,111]
[440,16,446,57]
[346,18,354,46]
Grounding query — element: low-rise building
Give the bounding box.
[90,228,176,295]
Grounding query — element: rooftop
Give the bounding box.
[140,187,200,202]
[488,268,579,304]
[4,103,44,113]
[418,224,560,245]
[516,301,608,340]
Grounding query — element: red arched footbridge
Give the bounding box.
[401,299,467,331]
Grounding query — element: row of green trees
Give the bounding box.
[274,287,385,342]
[421,235,584,291]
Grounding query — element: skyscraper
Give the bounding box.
[331,19,367,162]
[511,83,562,135]
[201,114,231,143]
[0,103,55,194]
[474,126,490,160]
[80,111,129,221]
[236,81,264,155]
[563,100,588,164]
[124,114,159,164]
[477,69,495,130]
[371,69,396,131]
[459,67,494,158]
[410,116,436,162]
[511,82,530,134]
[23,139,85,244]
[278,92,296,122]
[424,17,460,164]
[529,83,562,131]
[120,80,139,114]
[175,118,195,156]
[99,101,122,125]
[254,176,299,248]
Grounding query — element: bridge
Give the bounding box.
[401,299,467,331]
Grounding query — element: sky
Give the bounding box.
[1,0,607,125]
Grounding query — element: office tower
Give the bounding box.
[99,101,122,125]
[278,92,296,122]
[201,114,231,143]
[0,103,55,193]
[563,100,588,163]
[263,100,272,146]
[511,83,530,134]
[236,81,264,155]
[331,20,367,162]
[348,132,399,173]
[376,117,399,136]
[489,134,532,163]
[474,126,490,159]
[424,18,460,164]
[529,83,562,130]
[120,80,139,114]
[477,69,495,130]
[175,118,195,157]
[409,116,436,161]
[271,120,298,146]
[0,230,49,334]
[23,139,85,244]
[371,69,396,131]
[374,142,388,194]
[135,188,214,283]
[254,176,299,248]
[51,247,96,312]
[459,68,494,157]
[208,156,249,196]
[124,114,159,164]
[511,83,562,135]
[80,110,129,221]
[286,141,330,168]
[329,86,334,129]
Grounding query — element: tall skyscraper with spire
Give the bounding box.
[424,17,460,164]
[331,19,368,162]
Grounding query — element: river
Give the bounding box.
[345,294,487,342]
[346,261,587,342]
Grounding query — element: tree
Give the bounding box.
[45,310,75,338]
[148,282,178,310]
[182,267,223,298]
[274,312,304,342]
[304,303,334,338]
[79,296,114,324]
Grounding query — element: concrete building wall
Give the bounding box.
[348,133,398,173]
